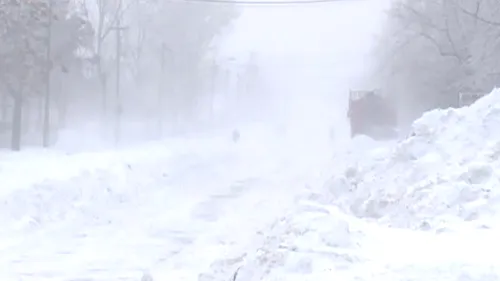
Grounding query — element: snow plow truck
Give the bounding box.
[347,89,398,139]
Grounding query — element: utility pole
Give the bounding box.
[42,0,53,147]
[110,2,127,145]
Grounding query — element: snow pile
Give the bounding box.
[0,149,169,236]
[1,129,317,281]
[329,88,500,230]
[206,89,500,281]
[0,135,244,235]
[196,160,359,281]
[198,145,500,281]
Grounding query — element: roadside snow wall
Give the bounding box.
[0,136,241,236]
[327,88,500,230]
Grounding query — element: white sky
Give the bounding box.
[215,0,393,138]
[218,0,392,65]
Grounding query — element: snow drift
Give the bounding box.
[0,131,305,281]
[0,136,241,234]
[328,88,500,230]
[200,86,500,280]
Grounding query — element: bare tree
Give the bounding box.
[112,0,241,134]
[0,0,92,150]
[371,0,500,126]
[82,0,133,115]
[0,0,239,150]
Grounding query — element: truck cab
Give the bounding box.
[348,89,398,139]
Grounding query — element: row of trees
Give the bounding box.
[370,0,500,126]
[0,0,92,150]
[0,0,243,151]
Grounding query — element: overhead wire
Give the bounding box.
[180,0,363,5]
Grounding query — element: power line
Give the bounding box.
[182,0,362,5]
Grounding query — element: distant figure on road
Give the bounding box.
[232,129,240,143]
[329,126,335,141]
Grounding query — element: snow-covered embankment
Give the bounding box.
[332,88,500,230]
[214,88,500,281]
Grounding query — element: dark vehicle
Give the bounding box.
[347,89,398,139]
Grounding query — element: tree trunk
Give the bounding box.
[1,94,7,121]
[158,46,166,138]
[58,76,67,129]
[96,0,107,117]
[11,94,23,151]
[100,70,107,113]
[37,97,43,130]
[43,0,53,148]
[42,89,51,148]
[23,100,31,135]
[114,20,123,145]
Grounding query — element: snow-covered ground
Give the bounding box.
[4,1,500,279]
[331,89,500,231]
[0,124,336,281]
[205,88,500,281]
[3,88,500,281]
[4,89,500,281]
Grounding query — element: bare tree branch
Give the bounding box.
[453,0,500,26]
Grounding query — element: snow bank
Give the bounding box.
[196,159,355,281]
[0,149,167,236]
[0,135,242,236]
[2,127,323,281]
[198,128,500,281]
[204,89,500,281]
[328,88,500,230]
[0,127,295,237]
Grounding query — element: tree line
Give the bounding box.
[0,0,242,150]
[370,0,500,126]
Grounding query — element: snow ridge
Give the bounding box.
[329,88,500,230]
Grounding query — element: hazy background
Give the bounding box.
[217,0,392,142]
[0,0,393,152]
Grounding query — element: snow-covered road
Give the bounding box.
[3,89,500,281]
[0,130,334,281]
